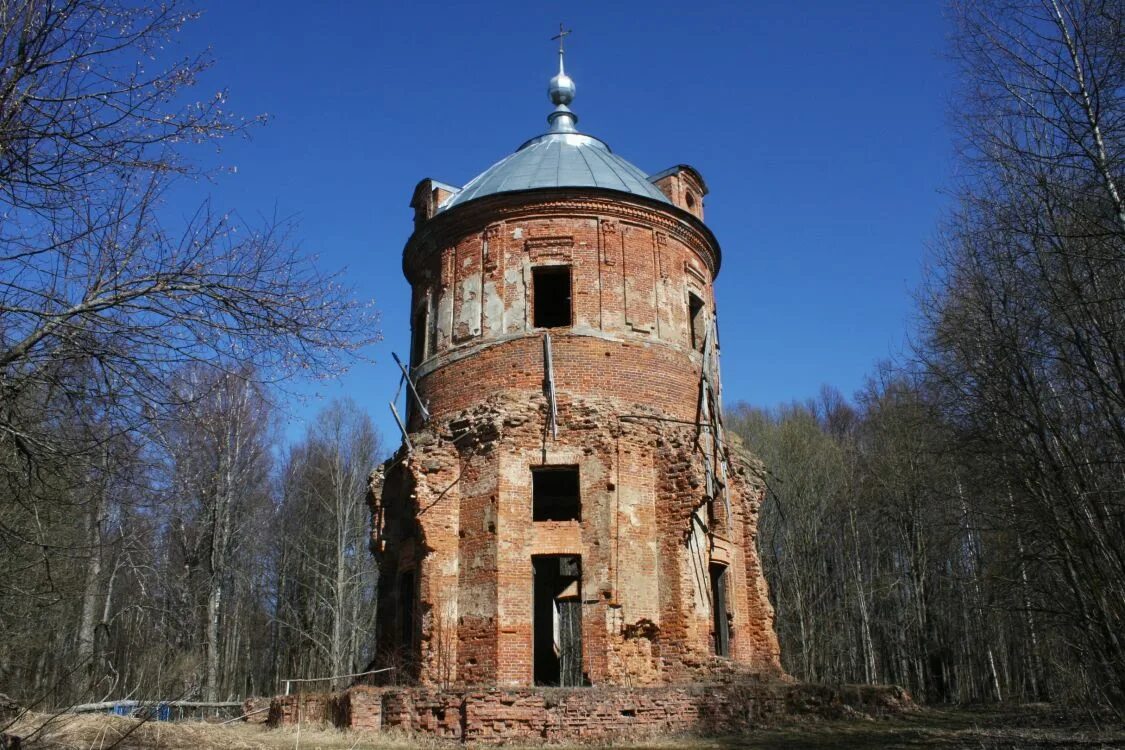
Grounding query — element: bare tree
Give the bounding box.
[0,0,377,467]
[731,375,1042,705]
[0,0,378,702]
[157,365,274,702]
[921,0,1125,709]
[273,400,380,689]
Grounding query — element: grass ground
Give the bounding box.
[4,705,1124,749]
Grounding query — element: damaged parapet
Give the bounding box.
[368,44,783,689]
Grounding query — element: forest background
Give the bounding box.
[0,0,1122,718]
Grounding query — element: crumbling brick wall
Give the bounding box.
[267,693,335,727]
[371,391,782,687]
[269,682,915,743]
[371,182,782,689]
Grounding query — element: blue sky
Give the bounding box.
[173,1,956,446]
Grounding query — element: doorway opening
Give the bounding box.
[710,562,730,657]
[532,555,583,686]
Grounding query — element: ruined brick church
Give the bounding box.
[370,38,782,689]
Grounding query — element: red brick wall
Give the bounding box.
[267,693,335,726]
[269,682,916,743]
[371,392,782,687]
[403,193,720,399]
[414,333,705,425]
[371,185,780,690]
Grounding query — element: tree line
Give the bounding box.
[0,0,381,707]
[1,0,1121,717]
[734,0,1125,713]
[2,368,382,705]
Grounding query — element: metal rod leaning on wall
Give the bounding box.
[282,667,396,695]
[218,707,269,725]
[389,401,412,453]
[544,332,558,438]
[705,318,733,523]
[392,351,430,422]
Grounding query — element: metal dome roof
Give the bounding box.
[437,39,670,213]
[439,132,670,212]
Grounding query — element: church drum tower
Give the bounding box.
[371,40,782,688]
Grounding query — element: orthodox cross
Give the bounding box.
[552,23,572,54]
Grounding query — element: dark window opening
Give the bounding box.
[710,563,730,657]
[411,306,428,366]
[424,293,437,360]
[533,466,580,521]
[685,191,696,209]
[399,570,416,651]
[533,555,583,686]
[533,266,571,328]
[689,293,706,352]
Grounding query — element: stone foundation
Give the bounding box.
[268,681,913,744]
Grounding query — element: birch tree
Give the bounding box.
[0,0,377,582]
[158,365,274,702]
[273,400,380,689]
[922,0,1125,708]
[0,0,377,704]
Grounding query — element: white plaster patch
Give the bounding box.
[482,279,504,335]
[457,275,482,337]
[437,292,453,348]
[505,265,527,333]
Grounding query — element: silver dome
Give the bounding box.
[437,34,670,213]
[439,132,669,211]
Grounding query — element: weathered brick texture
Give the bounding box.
[268,682,915,743]
[371,174,782,689]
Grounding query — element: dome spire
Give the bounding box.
[547,23,578,134]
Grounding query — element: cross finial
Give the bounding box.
[546,23,577,132]
[552,23,572,75]
[551,23,572,55]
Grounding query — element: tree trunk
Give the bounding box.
[205,581,223,702]
[76,493,105,694]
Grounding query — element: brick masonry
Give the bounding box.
[268,682,915,744]
[371,169,783,689]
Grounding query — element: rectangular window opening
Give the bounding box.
[710,563,730,657]
[533,466,580,522]
[425,294,437,359]
[533,266,572,328]
[411,306,428,366]
[689,292,705,352]
[533,555,583,686]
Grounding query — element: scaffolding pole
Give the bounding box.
[389,400,412,453]
[695,320,733,528]
[544,333,558,439]
[392,351,430,423]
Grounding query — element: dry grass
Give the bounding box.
[4,713,441,750]
[5,706,1124,749]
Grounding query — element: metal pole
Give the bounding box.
[392,352,430,422]
[389,401,413,453]
[544,333,558,438]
